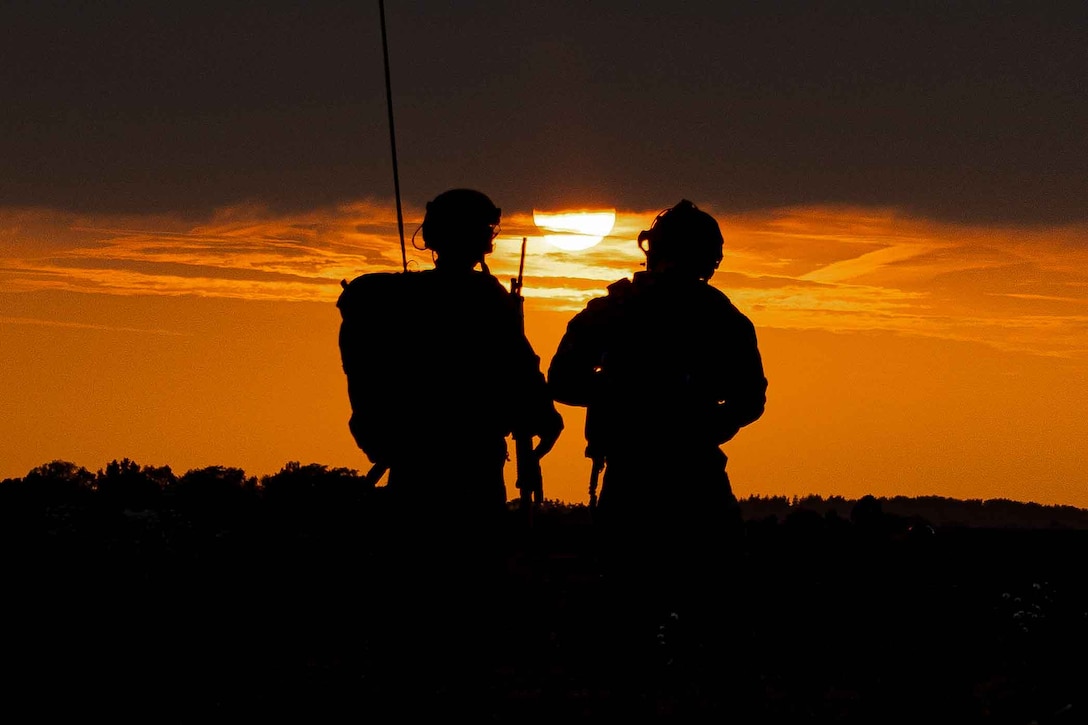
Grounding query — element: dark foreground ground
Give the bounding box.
[3,494,1087,724]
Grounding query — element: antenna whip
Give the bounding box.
[378,0,407,272]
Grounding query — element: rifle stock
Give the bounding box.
[364,462,389,487]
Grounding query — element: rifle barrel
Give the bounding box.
[518,237,527,285]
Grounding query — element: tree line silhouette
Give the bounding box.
[2,458,1087,723]
[4,458,1087,532]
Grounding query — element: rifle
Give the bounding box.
[364,461,389,488]
[588,452,602,515]
[510,237,544,519]
[585,406,604,518]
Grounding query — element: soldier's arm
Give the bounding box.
[512,354,564,458]
[547,308,605,408]
[719,315,768,435]
[496,285,565,457]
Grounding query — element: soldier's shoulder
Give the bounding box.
[576,277,632,315]
[476,269,511,294]
[699,281,736,307]
[453,270,514,304]
[704,286,759,333]
[417,268,507,290]
[606,277,634,296]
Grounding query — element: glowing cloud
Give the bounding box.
[533,210,616,251]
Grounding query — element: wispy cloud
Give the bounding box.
[0,201,411,301]
[3,201,1087,358]
[713,208,1088,358]
[0,315,187,336]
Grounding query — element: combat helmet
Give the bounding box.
[421,188,501,263]
[637,199,724,280]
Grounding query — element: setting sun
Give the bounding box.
[533,210,616,251]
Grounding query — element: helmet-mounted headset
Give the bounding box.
[420,188,501,259]
[637,199,724,279]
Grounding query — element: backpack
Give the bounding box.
[336,272,414,466]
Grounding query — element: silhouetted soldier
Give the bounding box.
[548,200,767,680]
[340,188,562,521]
[337,188,562,711]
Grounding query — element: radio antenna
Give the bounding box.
[378,0,407,272]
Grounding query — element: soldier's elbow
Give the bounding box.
[546,373,576,407]
[551,390,587,408]
[742,402,766,427]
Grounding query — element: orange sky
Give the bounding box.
[2,200,1087,508]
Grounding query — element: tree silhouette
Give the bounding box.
[95,458,174,511]
[24,459,95,504]
[260,461,365,516]
[1,457,1087,721]
[167,465,257,535]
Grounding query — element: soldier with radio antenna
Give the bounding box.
[337,188,562,714]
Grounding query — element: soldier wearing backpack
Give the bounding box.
[337,189,562,709]
[338,188,562,523]
[547,199,767,677]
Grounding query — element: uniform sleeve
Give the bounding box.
[510,342,563,441]
[494,282,564,442]
[717,313,768,437]
[547,304,606,408]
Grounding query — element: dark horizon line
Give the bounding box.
[6,457,1088,521]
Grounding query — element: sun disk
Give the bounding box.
[533,210,616,251]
